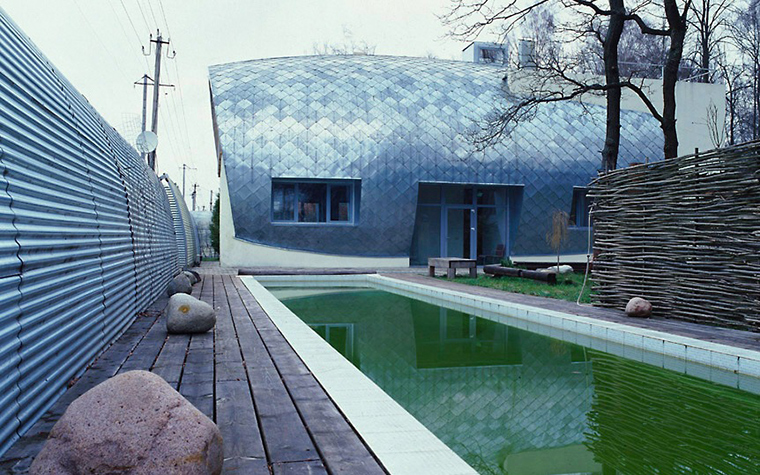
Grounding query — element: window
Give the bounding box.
[569,187,592,227]
[479,47,505,64]
[271,179,358,224]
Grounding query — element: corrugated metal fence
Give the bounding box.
[0,8,198,454]
[164,178,201,269]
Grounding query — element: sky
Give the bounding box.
[1,0,474,211]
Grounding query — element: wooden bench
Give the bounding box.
[428,257,477,279]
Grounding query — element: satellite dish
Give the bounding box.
[136,131,158,153]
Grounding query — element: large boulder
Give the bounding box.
[30,370,223,475]
[625,297,653,318]
[167,273,192,296]
[184,270,200,285]
[166,293,216,334]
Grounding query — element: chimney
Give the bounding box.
[462,42,508,65]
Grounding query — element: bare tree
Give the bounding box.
[685,0,732,82]
[442,1,642,170]
[729,0,760,141]
[713,45,749,145]
[442,0,692,169]
[312,26,377,56]
[659,1,691,158]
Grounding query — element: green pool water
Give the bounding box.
[268,287,760,475]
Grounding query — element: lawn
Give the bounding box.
[442,271,592,304]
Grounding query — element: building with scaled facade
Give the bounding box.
[209,47,675,268]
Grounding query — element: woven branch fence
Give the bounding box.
[589,141,760,330]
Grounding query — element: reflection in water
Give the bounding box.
[587,351,760,474]
[272,288,760,475]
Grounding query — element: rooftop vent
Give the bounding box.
[462,42,508,65]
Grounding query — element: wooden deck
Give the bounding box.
[0,274,386,474]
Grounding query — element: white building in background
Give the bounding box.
[465,41,727,157]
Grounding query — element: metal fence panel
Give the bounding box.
[0,15,105,432]
[0,7,197,453]
[164,180,188,268]
[101,126,139,340]
[164,178,201,269]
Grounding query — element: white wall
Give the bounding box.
[219,166,410,268]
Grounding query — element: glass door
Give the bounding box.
[477,207,507,264]
[445,208,473,258]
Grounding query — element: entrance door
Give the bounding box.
[410,184,523,265]
[445,207,474,258]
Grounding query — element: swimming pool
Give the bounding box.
[268,286,760,475]
[243,275,760,475]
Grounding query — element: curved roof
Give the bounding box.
[209,55,663,256]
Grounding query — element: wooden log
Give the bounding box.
[521,269,557,285]
[483,265,522,277]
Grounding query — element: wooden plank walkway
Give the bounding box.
[0,274,386,475]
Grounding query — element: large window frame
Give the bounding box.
[271,179,358,226]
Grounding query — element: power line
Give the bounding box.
[134,0,152,33]
[152,2,195,169]
[162,90,187,159]
[171,59,195,160]
[166,85,192,158]
[145,0,161,32]
[165,63,194,163]
[70,0,132,80]
[109,1,150,71]
[118,0,145,47]
[157,0,173,39]
[158,104,182,168]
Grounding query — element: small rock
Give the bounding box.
[183,270,199,285]
[626,297,652,318]
[546,265,574,274]
[167,273,192,296]
[30,370,223,475]
[166,293,216,334]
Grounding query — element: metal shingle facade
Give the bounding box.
[209,55,663,258]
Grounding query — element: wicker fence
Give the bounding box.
[590,141,760,330]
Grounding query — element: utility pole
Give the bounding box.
[191,184,198,211]
[180,163,196,198]
[139,75,148,152]
[143,30,174,171]
[133,74,172,163]
[210,190,214,211]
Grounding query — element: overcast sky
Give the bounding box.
[1,0,474,211]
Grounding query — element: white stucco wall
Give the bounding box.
[219,166,409,268]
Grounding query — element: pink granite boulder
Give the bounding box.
[625,297,653,318]
[30,370,223,475]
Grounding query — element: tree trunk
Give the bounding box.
[700,33,710,82]
[661,0,688,159]
[601,0,626,172]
